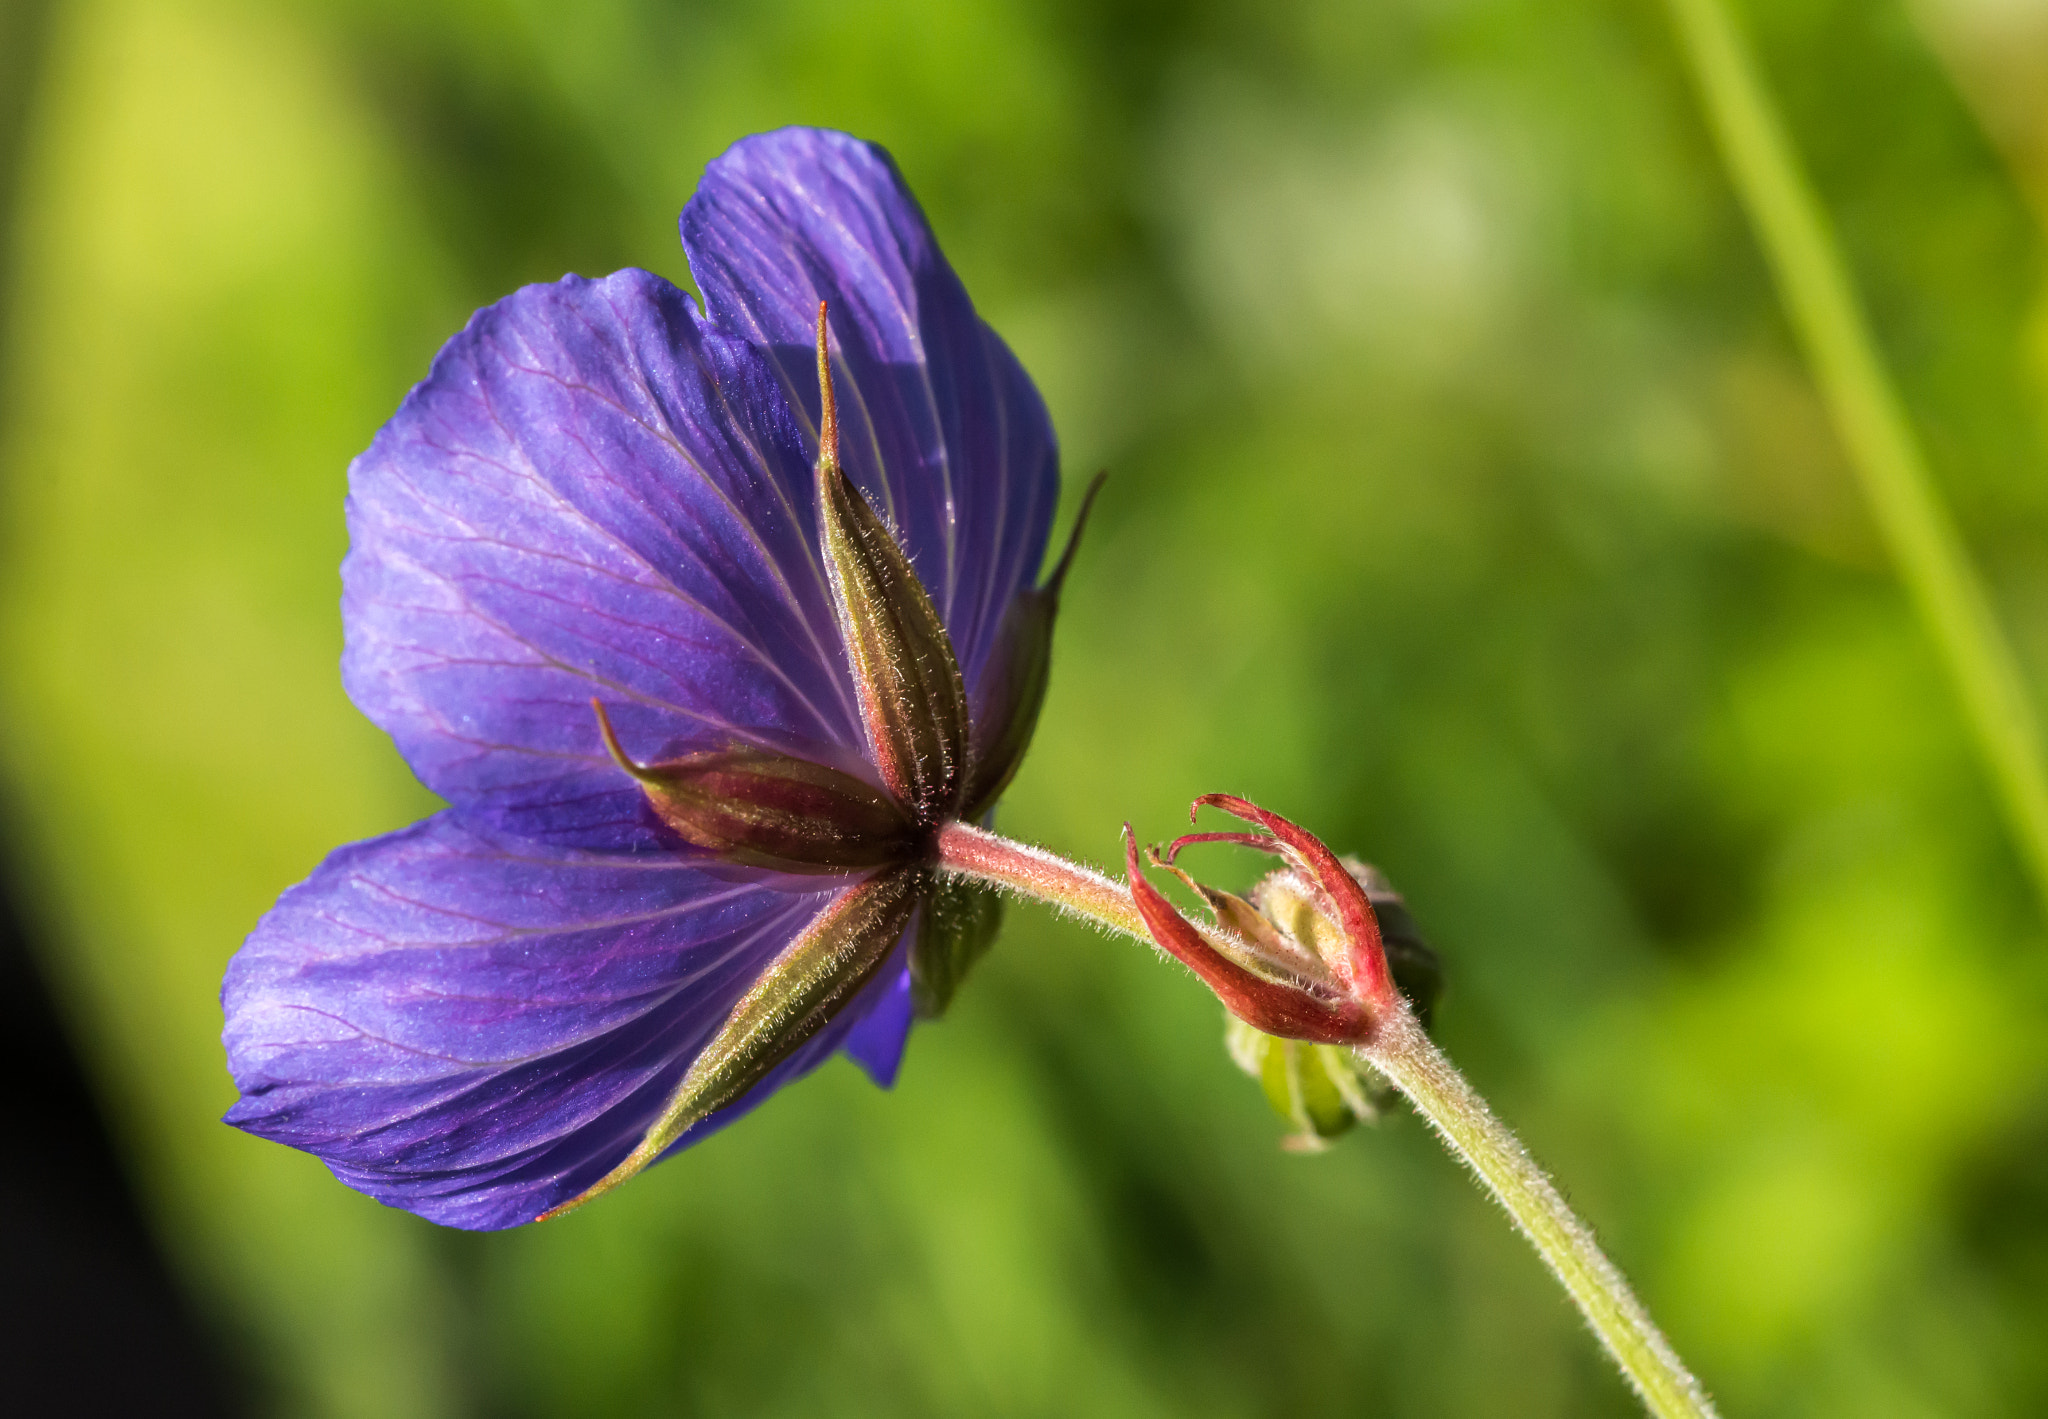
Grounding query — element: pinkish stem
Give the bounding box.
[933,819,1718,1419]
[934,820,1149,938]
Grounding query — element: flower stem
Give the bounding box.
[1361,1011,1719,1419]
[935,821,1150,939]
[935,822,1717,1417]
[1662,0,2048,910]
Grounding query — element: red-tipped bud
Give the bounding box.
[1123,826,1366,1044]
[1169,794,1395,1005]
[1134,796,1446,1037]
[1138,795,1445,1149]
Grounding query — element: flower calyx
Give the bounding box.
[561,306,1069,1222]
[601,304,1100,874]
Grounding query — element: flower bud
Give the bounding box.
[1224,864,1440,1147]
[1125,826,1368,1043]
[1126,796,1444,1149]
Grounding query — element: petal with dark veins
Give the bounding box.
[221,812,911,1229]
[343,269,865,851]
[682,128,1061,709]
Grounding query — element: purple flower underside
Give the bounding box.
[222,128,1058,1230]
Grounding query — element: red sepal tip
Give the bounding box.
[1122,825,1365,1044]
[1188,794,1392,1004]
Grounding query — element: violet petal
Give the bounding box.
[682,127,1060,708]
[343,268,865,851]
[221,812,910,1229]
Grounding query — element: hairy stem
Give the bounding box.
[1663,0,2048,908]
[1363,1011,1719,1419]
[935,821,1149,938]
[936,821,1717,1416]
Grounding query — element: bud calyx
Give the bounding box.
[1122,790,1441,1044]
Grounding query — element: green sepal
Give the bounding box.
[909,873,1004,1019]
[817,438,970,823]
[1225,1015,1392,1148]
[539,866,923,1220]
[961,472,1105,819]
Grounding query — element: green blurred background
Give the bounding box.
[5,0,2048,1413]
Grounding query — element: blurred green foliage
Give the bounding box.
[4,0,2048,1414]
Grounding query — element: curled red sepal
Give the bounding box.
[1162,830,1276,858]
[1122,826,1366,1044]
[1174,794,1394,1005]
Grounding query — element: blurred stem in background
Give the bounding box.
[0,0,56,400]
[1662,0,2048,916]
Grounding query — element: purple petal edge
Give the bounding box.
[342,267,868,852]
[221,812,911,1230]
[683,127,1061,705]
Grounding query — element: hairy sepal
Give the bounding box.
[540,866,923,1221]
[908,874,1003,1019]
[596,703,917,872]
[813,305,970,820]
[961,472,1104,817]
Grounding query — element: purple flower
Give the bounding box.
[221,128,1091,1230]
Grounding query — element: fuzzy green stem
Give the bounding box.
[935,821,1716,1416]
[1663,0,2048,908]
[1362,1011,1719,1419]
